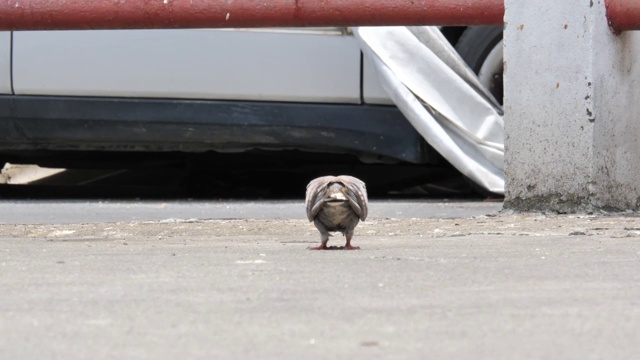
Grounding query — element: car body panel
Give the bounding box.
[362,52,394,105]
[13,29,361,103]
[0,32,11,94]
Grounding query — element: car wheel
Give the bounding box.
[455,26,504,197]
[455,26,503,105]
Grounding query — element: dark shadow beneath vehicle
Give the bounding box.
[0,150,495,200]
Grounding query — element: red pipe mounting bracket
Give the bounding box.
[606,0,640,33]
[0,0,504,31]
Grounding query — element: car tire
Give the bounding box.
[455,26,504,105]
[455,26,504,197]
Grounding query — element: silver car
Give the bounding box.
[0,26,502,194]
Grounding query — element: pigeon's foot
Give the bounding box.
[344,235,359,250]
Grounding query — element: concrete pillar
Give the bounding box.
[504,0,640,212]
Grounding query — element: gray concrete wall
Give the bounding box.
[504,0,640,212]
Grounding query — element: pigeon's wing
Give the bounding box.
[337,175,368,221]
[305,176,335,221]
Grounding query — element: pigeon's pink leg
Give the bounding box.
[308,224,332,250]
[344,232,360,250]
[308,243,328,250]
[308,235,330,250]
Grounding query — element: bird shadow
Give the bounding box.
[307,245,360,250]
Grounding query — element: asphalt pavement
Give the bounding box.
[2,203,640,359]
[0,199,502,224]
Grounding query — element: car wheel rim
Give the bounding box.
[477,39,504,105]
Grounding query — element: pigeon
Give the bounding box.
[305,175,368,250]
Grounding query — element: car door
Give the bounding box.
[12,28,361,104]
[0,32,10,94]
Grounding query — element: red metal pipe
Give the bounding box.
[606,0,640,33]
[0,0,503,31]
